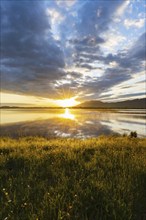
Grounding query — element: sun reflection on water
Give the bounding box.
[60,108,75,120]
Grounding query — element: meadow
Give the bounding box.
[0,136,146,220]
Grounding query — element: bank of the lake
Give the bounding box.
[1,136,146,220]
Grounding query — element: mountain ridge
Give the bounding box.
[76,98,146,109]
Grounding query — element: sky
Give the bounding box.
[1,0,146,106]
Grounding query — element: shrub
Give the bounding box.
[129,131,137,138]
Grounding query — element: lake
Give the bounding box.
[0,108,146,138]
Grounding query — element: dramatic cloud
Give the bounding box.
[1,1,66,98]
[71,0,125,65]
[75,0,124,36]
[1,0,145,101]
[128,32,146,61]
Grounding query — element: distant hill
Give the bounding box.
[76,98,146,109]
[0,106,64,109]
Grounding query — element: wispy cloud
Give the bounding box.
[124,18,145,29]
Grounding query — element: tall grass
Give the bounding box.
[0,136,146,220]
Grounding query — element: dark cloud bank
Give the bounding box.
[1,1,65,98]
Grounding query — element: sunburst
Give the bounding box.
[56,97,79,107]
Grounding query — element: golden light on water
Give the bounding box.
[61,108,75,120]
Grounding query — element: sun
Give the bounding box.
[56,97,79,108]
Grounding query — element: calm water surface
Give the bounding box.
[1,108,146,138]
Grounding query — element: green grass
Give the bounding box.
[0,136,146,220]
